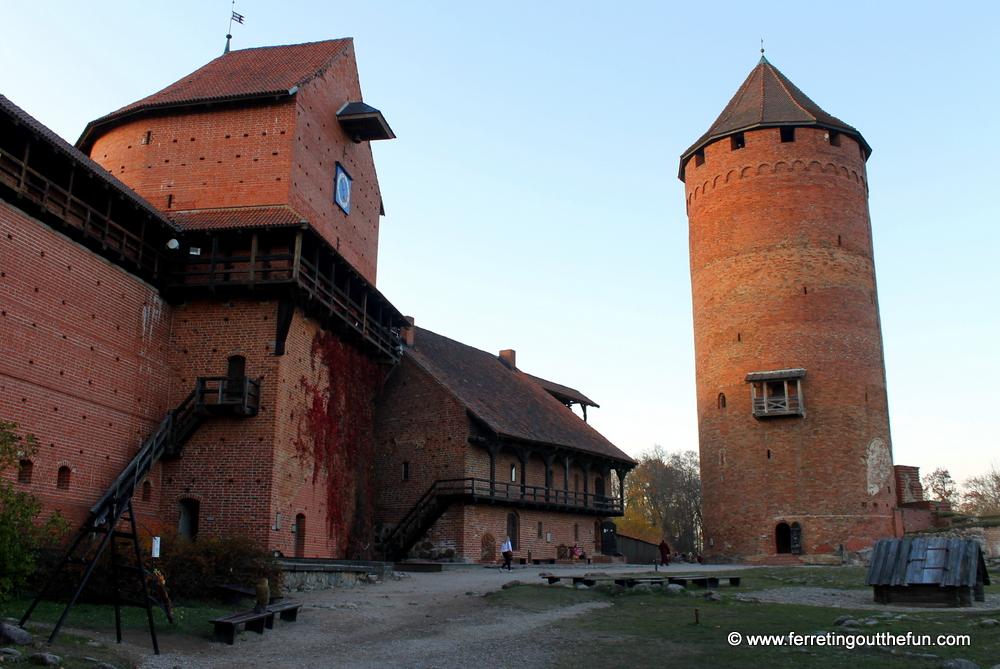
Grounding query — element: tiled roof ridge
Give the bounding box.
[405,327,634,464]
[77,38,352,150]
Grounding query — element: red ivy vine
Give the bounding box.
[297,332,386,558]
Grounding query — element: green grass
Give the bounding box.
[490,578,1000,669]
[1,596,243,668]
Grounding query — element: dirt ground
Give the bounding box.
[111,563,720,669]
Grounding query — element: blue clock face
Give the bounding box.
[335,165,352,214]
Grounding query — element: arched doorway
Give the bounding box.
[178,498,200,540]
[775,522,791,554]
[295,514,306,558]
[506,513,519,551]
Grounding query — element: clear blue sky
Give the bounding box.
[2,0,997,486]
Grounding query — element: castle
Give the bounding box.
[0,39,634,565]
[680,56,942,562]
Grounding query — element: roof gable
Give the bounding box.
[406,328,634,465]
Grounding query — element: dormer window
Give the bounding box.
[746,368,806,418]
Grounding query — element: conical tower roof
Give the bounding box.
[679,57,870,180]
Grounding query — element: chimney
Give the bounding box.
[402,316,415,347]
[499,349,516,370]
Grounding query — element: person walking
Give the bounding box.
[499,535,513,571]
[658,539,671,567]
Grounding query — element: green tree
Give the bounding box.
[0,420,65,601]
[618,446,701,553]
[922,468,959,506]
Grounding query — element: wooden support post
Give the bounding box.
[291,231,303,282]
[248,233,258,283]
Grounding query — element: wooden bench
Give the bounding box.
[209,610,274,645]
[542,574,742,589]
[216,583,284,606]
[264,601,303,628]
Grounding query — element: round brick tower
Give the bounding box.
[679,57,896,562]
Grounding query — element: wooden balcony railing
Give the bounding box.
[435,477,624,514]
[0,146,170,278]
[170,234,401,361]
[752,395,803,417]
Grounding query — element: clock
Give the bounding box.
[334,164,352,214]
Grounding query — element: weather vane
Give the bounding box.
[760,38,765,55]
[224,0,245,54]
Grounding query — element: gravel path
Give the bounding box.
[121,564,670,669]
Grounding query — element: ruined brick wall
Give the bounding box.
[0,201,173,527]
[684,126,895,560]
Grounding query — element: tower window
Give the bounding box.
[829,132,842,147]
[402,461,410,481]
[510,464,517,482]
[730,133,745,150]
[57,466,71,490]
[537,521,543,539]
[694,148,705,166]
[717,393,727,409]
[780,127,795,143]
[746,368,806,418]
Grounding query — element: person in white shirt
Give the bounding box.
[499,535,513,571]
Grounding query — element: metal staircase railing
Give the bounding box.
[18,375,260,653]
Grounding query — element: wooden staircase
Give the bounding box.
[19,376,260,653]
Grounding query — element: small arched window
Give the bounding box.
[18,459,33,484]
[142,480,152,502]
[57,466,71,490]
[717,393,727,409]
[510,463,517,482]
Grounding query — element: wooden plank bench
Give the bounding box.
[209,609,275,645]
[264,601,303,628]
[542,573,742,589]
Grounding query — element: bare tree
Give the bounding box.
[619,446,702,553]
[962,462,1000,517]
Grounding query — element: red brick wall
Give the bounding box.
[87,40,382,285]
[89,102,296,214]
[1,201,173,527]
[685,126,895,560]
[289,42,381,283]
[373,356,469,521]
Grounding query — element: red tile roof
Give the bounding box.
[679,57,870,179]
[406,327,634,465]
[78,39,352,150]
[169,206,307,231]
